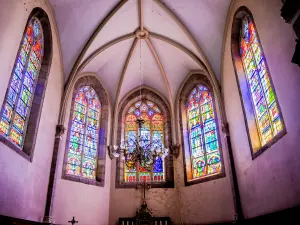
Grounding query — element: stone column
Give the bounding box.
[222,123,244,222]
[43,125,65,224]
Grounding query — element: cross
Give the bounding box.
[68,217,78,225]
[136,181,151,201]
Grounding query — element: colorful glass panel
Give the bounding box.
[187,85,221,179]
[0,17,43,148]
[124,100,165,183]
[66,86,101,179]
[240,16,283,146]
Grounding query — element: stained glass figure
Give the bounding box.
[0,17,44,148]
[66,86,101,179]
[240,16,283,147]
[187,85,222,179]
[124,100,165,182]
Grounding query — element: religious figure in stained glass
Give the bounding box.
[0,17,44,148]
[124,100,165,183]
[66,86,101,179]
[240,16,283,147]
[187,85,222,179]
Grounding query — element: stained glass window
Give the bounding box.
[240,16,283,147]
[66,86,101,179]
[187,85,222,179]
[124,100,165,182]
[0,17,44,148]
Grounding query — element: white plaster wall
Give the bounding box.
[52,75,112,225]
[222,0,300,219]
[0,0,64,222]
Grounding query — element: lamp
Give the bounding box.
[108,118,169,171]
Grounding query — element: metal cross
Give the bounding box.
[68,217,78,225]
[136,181,151,201]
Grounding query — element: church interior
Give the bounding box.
[0,0,300,224]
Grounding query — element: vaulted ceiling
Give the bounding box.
[48,0,231,105]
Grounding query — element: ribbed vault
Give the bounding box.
[48,0,231,127]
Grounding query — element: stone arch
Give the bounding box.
[62,75,110,186]
[177,72,226,186]
[0,7,52,161]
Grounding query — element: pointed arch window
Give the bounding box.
[187,85,222,180]
[124,100,165,183]
[0,17,44,149]
[238,15,285,155]
[65,86,101,179]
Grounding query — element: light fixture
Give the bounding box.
[108,118,169,171]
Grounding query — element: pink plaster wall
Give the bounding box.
[52,75,112,225]
[108,158,181,225]
[0,0,64,222]
[222,0,300,219]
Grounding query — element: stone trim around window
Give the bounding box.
[61,76,109,187]
[0,7,52,162]
[231,6,287,160]
[178,73,226,186]
[115,87,174,188]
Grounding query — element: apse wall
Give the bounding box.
[51,74,112,225]
[0,0,64,222]
[222,0,300,219]
[108,87,236,224]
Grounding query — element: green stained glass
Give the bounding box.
[66,86,101,179]
[240,16,283,146]
[188,85,221,179]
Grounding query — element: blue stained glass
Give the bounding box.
[11,74,22,93]
[7,88,18,106]
[153,157,163,173]
[14,60,24,77]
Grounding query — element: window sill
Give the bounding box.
[252,129,287,160]
[116,181,174,189]
[61,174,104,187]
[0,135,31,162]
[185,172,226,186]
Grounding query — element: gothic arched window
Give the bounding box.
[240,16,283,147]
[65,86,101,179]
[0,16,44,149]
[187,85,222,179]
[231,8,286,158]
[124,100,165,183]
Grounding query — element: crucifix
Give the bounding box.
[68,217,78,225]
[136,181,151,202]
